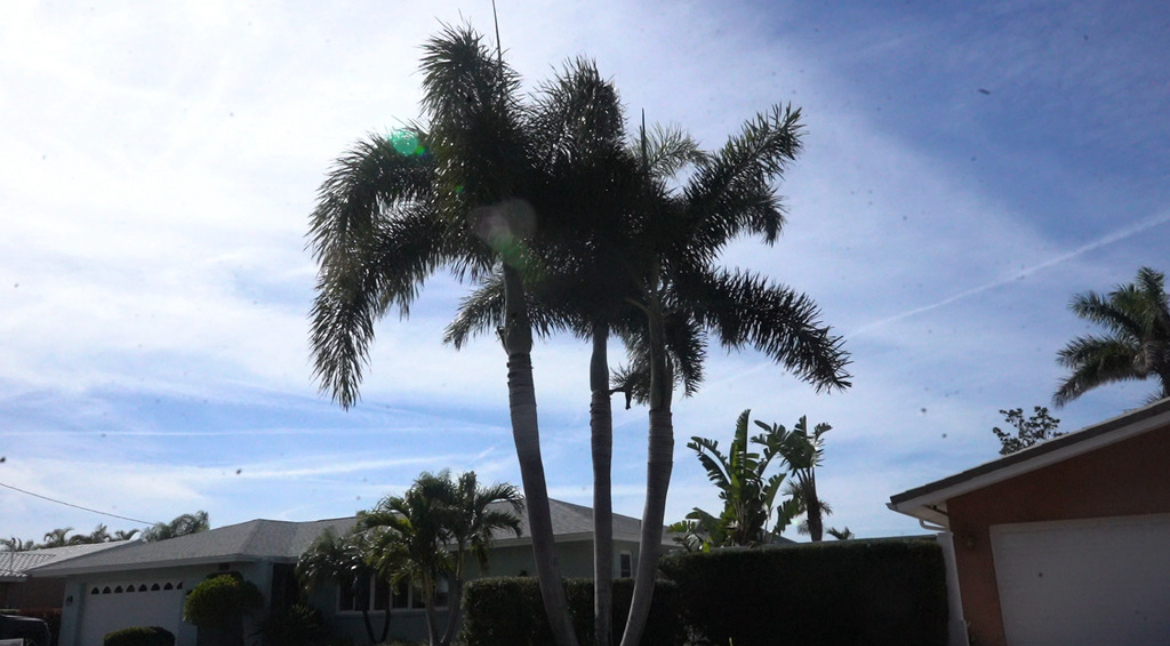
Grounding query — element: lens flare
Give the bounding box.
[390,129,426,156]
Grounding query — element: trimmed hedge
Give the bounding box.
[183,575,263,628]
[462,577,683,646]
[659,538,948,646]
[103,626,175,646]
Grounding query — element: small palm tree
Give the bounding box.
[1,537,35,552]
[297,529,389,646]
[756,416,834,542]
[1055,266,1170,406]
[359,470,520,646]
[112,529,141,541]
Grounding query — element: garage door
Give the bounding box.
[991,514,1170,646]
[78,580,185,646]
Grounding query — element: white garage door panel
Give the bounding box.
[78,581,184,646]
[992,515,1170,646]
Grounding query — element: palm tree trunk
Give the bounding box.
[620,293,673,646]
[439,575,464,646]
[590,322,614,646]
[807,474,823,542]
[502,264,580,646]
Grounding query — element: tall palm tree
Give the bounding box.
[297,528,389,646]
[1055,266,1170,406]
[309,26,641,646]
[448,105,851,646]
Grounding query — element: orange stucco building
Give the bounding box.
[890,399,1170,646]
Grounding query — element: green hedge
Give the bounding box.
[659,538,948,646]
[183,574,263,628]
[462,577,683,646]
[103,626,175,646]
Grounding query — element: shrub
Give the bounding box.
[103,626,175,646]
[461,577,682,646]
[183,574,263,628]
[254,603,325,646]
[659,538,948,646]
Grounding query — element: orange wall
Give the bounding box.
[947,425,1170,646]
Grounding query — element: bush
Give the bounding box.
[183,574,263,628]
[254,603,325,646]
[658,538,948,646]
[461,577,682,646]
[103,626,175,646]
[2,609,59,646]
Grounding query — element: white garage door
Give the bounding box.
[78,580,185,646]
[991,514,1170,646]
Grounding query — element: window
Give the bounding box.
[619,552,633,578]
[338,575,449,612]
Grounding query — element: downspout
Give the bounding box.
[935,531,969,646]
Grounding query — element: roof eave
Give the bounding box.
[889,398,1170,522]
[29,553,269,578]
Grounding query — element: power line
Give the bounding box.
[0,480,156,526]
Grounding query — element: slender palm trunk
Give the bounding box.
[807,474,823,542]
[440,574,464,646]
[620,294,673,646]
[502,265,580,646]
[423,577,440,646]
[590,322,614,646]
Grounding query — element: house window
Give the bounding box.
[619,552,633,578]
[338,576,448,612]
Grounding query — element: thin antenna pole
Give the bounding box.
[492,0,503,64]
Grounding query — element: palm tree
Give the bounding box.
[448,105,851,646]
[41,527,73,548]
[756,416,834,542]
[142,511,210,542]
[113,528,140,541]
[358,470,520,646]
[1,537,34,552]
[297,528,389,646]
[309,27,638,646]
[1055,266,1170,406]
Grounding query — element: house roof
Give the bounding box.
[888,398,1170,528]
[0,542,128,581]
[29,499,650,578]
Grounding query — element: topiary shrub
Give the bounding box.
[103,626,176,646]
[183,575,263,628]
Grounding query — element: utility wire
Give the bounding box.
[0,480,156,526]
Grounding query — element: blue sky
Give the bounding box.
[1,0,1167,543]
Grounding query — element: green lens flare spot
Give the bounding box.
[390,130,420,156]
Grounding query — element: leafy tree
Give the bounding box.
[297,528,388,646]
[142,511,209,542]
[677,410,789,548]
[358,470,521,646]
[1055,266,1170,406]
[992,406,1063,455]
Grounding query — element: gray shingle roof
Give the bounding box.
[1,542,128,579]
[28,499,649,578]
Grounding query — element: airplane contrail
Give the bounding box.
[850,209,1170,337]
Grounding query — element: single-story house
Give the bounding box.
[1,542,127,611]
[889,397,1170,646]
[31,498,658,646]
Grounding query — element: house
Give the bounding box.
[888,398,1170,646]
[1,542,127,611]
[31,499,657,646]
